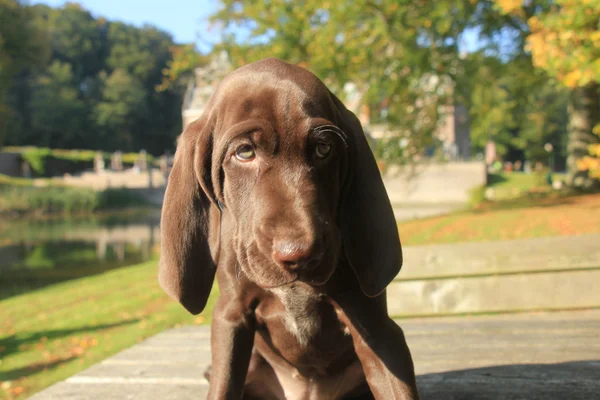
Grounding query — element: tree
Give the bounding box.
[209,1,494,163]
[157,43,208,92]
[466,55,518,157]
[104,22,183,152]
[95,68,147,150]
[0,0,48,146]
[498,0,600,187]
[208,0,571,166]
[105,22,172,86]
[2,3,184,154]
[30,61,86,147]
[35,3,107,82]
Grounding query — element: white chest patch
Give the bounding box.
[271,286,322,347]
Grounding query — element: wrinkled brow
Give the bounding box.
[313,125,349,148]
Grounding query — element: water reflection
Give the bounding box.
[0,212,160,299]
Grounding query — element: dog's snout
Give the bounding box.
[272,239,321,271]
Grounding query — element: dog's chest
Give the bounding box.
[259,285,352,363]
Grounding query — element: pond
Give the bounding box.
[0,211,160,300]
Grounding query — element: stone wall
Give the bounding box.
[382,161,486,205]
[0,152,22,177]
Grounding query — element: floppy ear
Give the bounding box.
[158,117,220,315]
[336,103,403,298]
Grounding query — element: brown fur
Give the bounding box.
[159,58,419,399]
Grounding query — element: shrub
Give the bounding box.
[468,185,487,208]
[98,189,149,209]
[3,146,158,177]
[21,147,52,175]
[0,186,147,216]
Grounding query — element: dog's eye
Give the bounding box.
[315,143,331,159]
[235,145,255,161]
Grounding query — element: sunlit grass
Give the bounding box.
[485,171,567,200]
[2,178,598,399]
[0,260,218,400]
[399,192,600,245]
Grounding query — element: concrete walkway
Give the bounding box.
[30,310,600,399]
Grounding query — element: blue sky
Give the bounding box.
[32,1,483,54]
[32,0,221,51]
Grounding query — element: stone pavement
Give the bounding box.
[30,310,600,400]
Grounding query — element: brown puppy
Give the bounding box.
[159,58,419,400]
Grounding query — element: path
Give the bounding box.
[27,234,600,399]
[29,310,600,399]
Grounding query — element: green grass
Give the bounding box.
[399,192,600,245]
[0,259,218,400]
[485,171,567,201]
[0,175,41,187]
[1,172,597,399]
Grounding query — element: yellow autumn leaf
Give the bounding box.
[562,69,583,88]
[589,144,600,157]
[496,0,523,14]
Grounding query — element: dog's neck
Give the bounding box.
[270,284,324,347]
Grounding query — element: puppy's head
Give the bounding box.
[159,58,402,314]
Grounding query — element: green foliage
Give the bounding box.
[210,0,495,163]
[30,61,87,147]
[0,0,49,146]
[20,147,52,174]
[467,54,570,162]
[496,0,600,186]
[209,0,571,165]
[483,171,568,201]
[0,173,36,186]
[467,58,518,156]
[4,146,155,176]
[105,23,172,86]
[373,137,408,166]
[468,185,487,208]
[97,188,149,209]
[35,3,106,81]
[1,2,183,154]
[0,185,97,214]
[158,44,208,91]
[95,69,147,149]
[520,0,600,88]
[0,184,147,216]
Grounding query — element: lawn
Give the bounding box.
[399,192,600,245]
[2,187,599,399]
[0,260,218,400]
[484,171,567,200]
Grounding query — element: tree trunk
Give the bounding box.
[567,82,600,188]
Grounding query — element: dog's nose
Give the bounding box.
[272,240,321,271]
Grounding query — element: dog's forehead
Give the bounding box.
[212,63,338,143]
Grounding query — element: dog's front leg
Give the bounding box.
[207,296,255,400]
[333,295,420,400]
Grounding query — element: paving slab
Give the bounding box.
[30,310,600,400]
